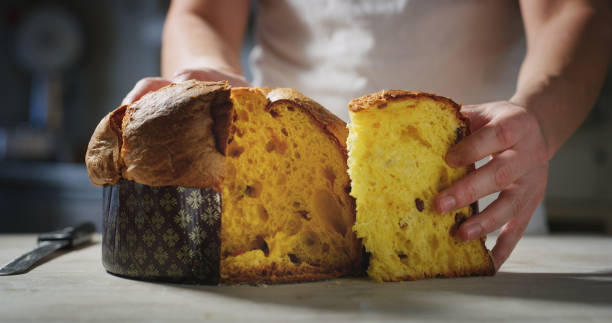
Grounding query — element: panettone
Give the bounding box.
[347,90,495,282]
[86,80,361,284]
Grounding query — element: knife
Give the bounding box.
[0,222,96,276]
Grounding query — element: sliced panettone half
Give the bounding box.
[347,90,495,282]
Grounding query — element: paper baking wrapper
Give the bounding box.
[102,179,221,284]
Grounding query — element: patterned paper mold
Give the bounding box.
[102,179,221,284]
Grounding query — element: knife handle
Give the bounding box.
[38,222,96,248]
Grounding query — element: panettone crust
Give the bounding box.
[349,90,471,128]
[267,88,349,152]
[86,80,231,191]
[120,80,231,192]
[221,260,352,284]
[85,105,127,185]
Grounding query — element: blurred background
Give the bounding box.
[0,0,610,235]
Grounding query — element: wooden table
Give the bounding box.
[1,234,611,322]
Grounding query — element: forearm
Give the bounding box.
[161,0,249,78]
[511,1,612,157]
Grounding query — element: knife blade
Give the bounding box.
[0,222,96,276]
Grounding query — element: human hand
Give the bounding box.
[121,67,250,105]
[434,101,550,271]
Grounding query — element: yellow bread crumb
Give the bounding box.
[347,90,495,282]
[220,88,361,283]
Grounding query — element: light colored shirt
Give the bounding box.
[251,0,525,121]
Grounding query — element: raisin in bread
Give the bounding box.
[347,90,495,282]
[86,80,361,284]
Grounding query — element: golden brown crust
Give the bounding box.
[86,80,232,190]
[267,88,349,150]
[120,80,231,192]
[221,261,354,284]
[349,90,472,133]
[85,105,127,185]
[384,261,495,282]
[349,89,457,110]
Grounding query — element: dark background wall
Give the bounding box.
[0,0,610,234]
[0,0,168,232]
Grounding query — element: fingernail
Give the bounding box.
[445,151,459,167]
[463,223,482,241]
[437,195,456,213]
